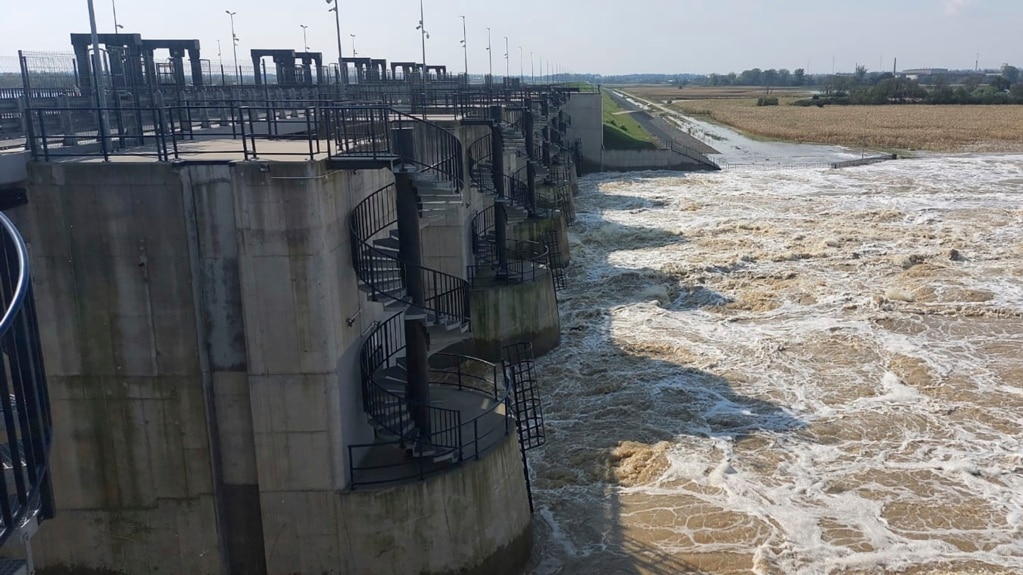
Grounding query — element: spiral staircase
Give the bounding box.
[466,104,559,288]
[341,107,518,487]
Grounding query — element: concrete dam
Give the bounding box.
[0,24,670,575]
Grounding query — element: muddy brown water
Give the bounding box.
[526,155,1023,575]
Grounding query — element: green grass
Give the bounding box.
[601,90,657,150]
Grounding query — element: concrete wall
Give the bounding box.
[600,148,709,172]
[563,92,602,172]
[17,155,536,574]
[510,216,571,267]
[15,162,223,574]
[319,436,530,575]
[470,271,561,360]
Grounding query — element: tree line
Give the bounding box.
[693,64,1023,105]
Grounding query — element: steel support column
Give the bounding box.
[490,106,509,277]
[395,171,432,442]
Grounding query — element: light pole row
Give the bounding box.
[220,4,562,88]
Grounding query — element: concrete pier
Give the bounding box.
[13,153,535,574]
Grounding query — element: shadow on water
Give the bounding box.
[527,174,806,574]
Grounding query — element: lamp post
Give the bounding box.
[111,0,123,30]
[504,36,509,81]
[416,0,429,119]
[530,51,534,84]
[459,15,468,83]
[486,27,493,81]
[300,24,309,52]
[86,0,110,145]
[350,34,357,56]
[519,46,523,85]
[326,0,345,96]
[217,39,225,84]
[225,10,239,84]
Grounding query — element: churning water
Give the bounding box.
[527,154,1023,575]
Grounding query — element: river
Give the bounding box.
[526,151,1023,574]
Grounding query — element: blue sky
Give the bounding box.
[1,0,1020,75]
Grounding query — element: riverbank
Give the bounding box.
[624,85,1023,154]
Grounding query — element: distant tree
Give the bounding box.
[777,68,792,86]
[726,72,738,85]
[1010,83,1023,102]
[793,68,806,85]
[963,75,982,91]
[738,67,763,85]
[990,75,1011,92]
[763,68,779,88]
[1001,64,1020,84]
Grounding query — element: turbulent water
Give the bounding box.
[527,154,1023,575]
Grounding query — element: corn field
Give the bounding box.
[667,97,1023,153]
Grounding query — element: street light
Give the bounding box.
[504,36,509,80]
[519,46,523,84]
[111,0,123,30]
[530,50,534,84]
[350,34,357,56]
[459,16,468,83]
[86,0,110,144]
[300,24,309,52]
[486,27,493,81]
[416,0,429,119]
[225,10,240,84]
[326,0,345,95]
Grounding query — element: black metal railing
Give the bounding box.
[467,132,494,193]
[349,183,470,326]
[660,138,721,170]
[348,314,511,488]
[329,106,463,190]
[0,211,54,548]
[26,103,327,161]
[467,238,550,287]
[506,168,537,217]
[357,313,461,451]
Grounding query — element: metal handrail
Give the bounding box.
[467,132,493,192]
[349,318,511,488]
[0,211,55,548]
[467,237,551,287]
[349,184,470,326]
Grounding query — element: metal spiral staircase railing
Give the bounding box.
[350,182,470,327]
[343,107,518,487]
[0,211,54,572]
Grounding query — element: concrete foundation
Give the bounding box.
[335,436,532,575]
[510,215,570,267]
[600,148,712,172]
[469,273,560,361]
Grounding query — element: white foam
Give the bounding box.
[530,154,1023,574]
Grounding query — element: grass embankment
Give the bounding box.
[601,90,657,150]
[625,85,1023,153]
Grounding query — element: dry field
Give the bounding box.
[623,85,1023,153]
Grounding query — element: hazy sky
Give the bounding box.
[2,0,1021,75]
